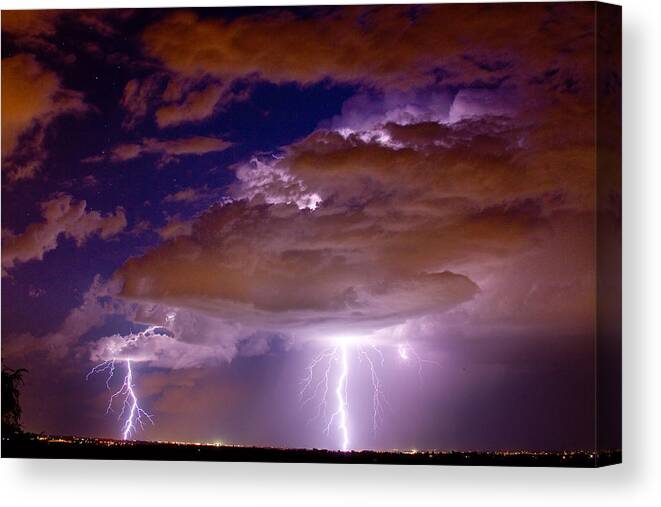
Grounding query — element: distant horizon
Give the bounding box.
[3,434,622,468]
[13,432,620,455]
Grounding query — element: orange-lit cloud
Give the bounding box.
[155,82,227,128]
[141,4,593,90]
[2,194,126,273]
[114,83,597,346]
[1,4,606,369]
[120,75,166,129]
[163,186,221,204]
[158,217,193,240]
[1,10,58,39]
[84,136,232,165]
[2,54,88,181]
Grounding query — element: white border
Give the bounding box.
[2,1,660,505]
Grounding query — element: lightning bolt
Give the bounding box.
[301,344,352,451]
[301,339,391,451]
[398,343,440,385]
[87,358,154,440]
[325,342,349,452]
[360,346,388,436]
[299,348,336,424]
[301,339,438,451]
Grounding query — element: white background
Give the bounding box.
[1,0,659,505]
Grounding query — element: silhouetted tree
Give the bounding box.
[2,365,28,436]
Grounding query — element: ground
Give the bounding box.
[2,435,621,467]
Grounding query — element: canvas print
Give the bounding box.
[1,2,621,467]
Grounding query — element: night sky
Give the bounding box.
[2,4,620,452]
